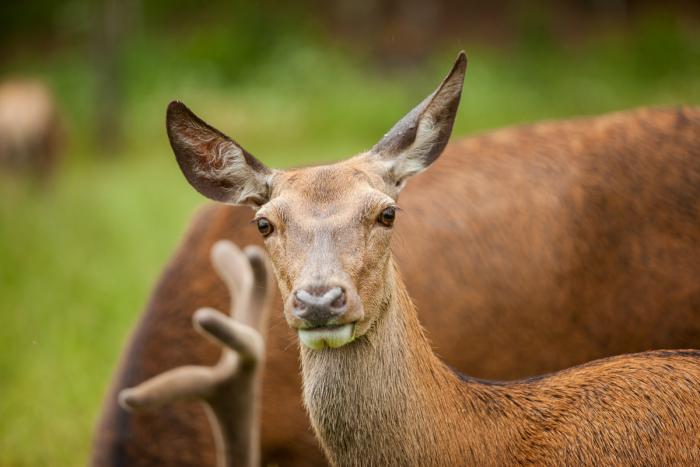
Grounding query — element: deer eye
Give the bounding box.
[377,206,396,227]
[256,217,274,237]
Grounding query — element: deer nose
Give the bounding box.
[292,286,347,327]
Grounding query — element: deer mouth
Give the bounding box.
[298,323,356,350]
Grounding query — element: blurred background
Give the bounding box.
[0,0,698,464]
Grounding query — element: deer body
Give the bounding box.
[303,263,700,465]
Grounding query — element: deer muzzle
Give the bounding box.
[289,284,362,349]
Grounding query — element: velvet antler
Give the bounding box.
[119,240,274,467]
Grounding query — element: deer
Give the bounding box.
[91,54,700,465]
[118,240,274,467]
[0,78,63,181]
[163,51,700,465]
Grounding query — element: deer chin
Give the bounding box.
[298,323,356,350]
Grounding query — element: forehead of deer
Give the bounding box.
[271,158,387,204]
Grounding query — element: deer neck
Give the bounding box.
[299,259,509,466]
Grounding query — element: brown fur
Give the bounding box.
[304,266,700,465]
[165,87,699,464]
[92,106,700,466]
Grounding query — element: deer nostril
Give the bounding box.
[293,292,306,310]
[330,290,346,309]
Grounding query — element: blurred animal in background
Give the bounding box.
[0,78,63,182]
[92,53,700,466]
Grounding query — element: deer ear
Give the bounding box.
[370,52,467,189]
[167,101,273,207]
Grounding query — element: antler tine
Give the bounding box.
[211,240,255,325]
[194,307,264,365]
[119,365,216,411]
[242,245,275,332]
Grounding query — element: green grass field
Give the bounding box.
[1,20,699,465]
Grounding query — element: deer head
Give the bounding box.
[168,52,467,350]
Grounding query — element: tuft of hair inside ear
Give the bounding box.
[167,101,273,207]
[365,52,467,193]
[374,114,442,190]
[190,138,271,207]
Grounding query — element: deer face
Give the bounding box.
[168,52,466,350]
[254,158,398,349]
